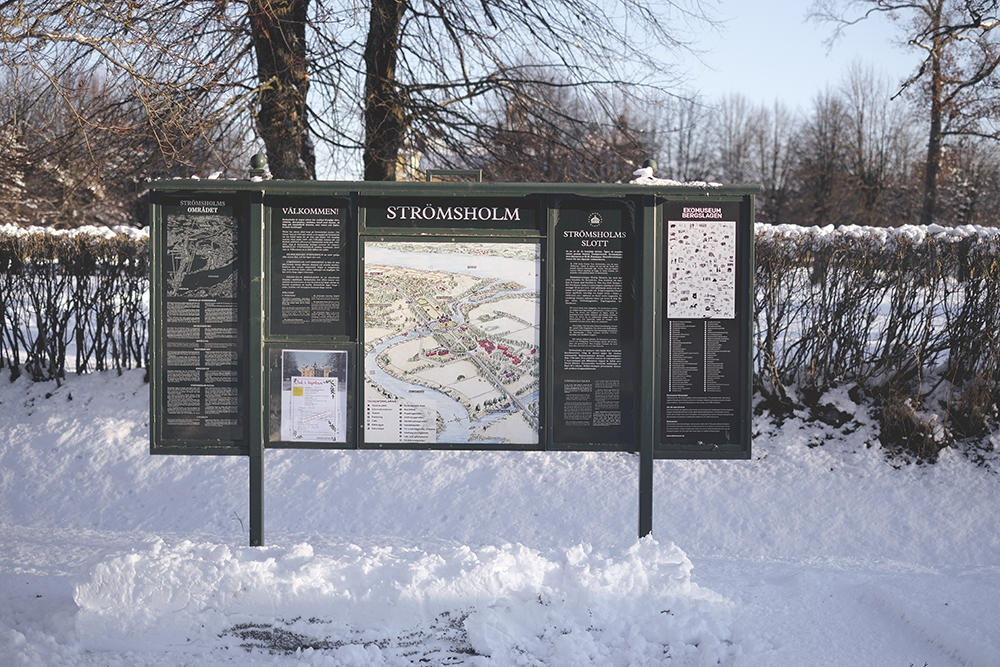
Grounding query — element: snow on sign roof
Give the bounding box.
[629,165,724,188]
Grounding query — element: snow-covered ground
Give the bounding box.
[1,370,999,666]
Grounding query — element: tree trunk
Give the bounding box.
[364,0,406,181]
[249,0,315,180]
[920,2,944,226]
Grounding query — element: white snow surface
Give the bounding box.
[2,371,999,666]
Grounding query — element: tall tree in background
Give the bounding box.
[362,0,405,181]
[1,0,709,186]
[655,96,714,183]
[0,0,248,166]
[797,91,849,227]
[715,93,760,183]
[811,0,1000,224]
[840,62,920,225]
[250,0,316,179]
[0,69,236,227]
[0,2,249,225]
[0,0,253,218]
[473,79,595,182]
[463,73,658,183]
[936,137,1000,223]
[752,101,798,224]
[349,0,707,180]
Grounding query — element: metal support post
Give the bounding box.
[638,194,657,538]
[249,189,266,546]
[250,452,264,546]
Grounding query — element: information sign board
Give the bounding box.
[658,200,752,457]
[147,178,756,543]
[267,195,354,338]
[152,193,249,453]
[362,239,542,447]
[551,197,637,450]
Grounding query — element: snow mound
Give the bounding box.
[75,536,734,663]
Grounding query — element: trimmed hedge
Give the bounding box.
[0,227,148,382]
[755,224,1000,457]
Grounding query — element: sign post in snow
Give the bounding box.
[149,171,756,545]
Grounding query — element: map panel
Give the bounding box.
[364,242,541,445]
[666,221,736,319]
[159,194,247,445]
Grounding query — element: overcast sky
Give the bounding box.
[682,0,923,112]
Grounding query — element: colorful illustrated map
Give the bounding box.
[364,242,541,445]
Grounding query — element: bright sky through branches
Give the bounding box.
[684,0,920,111]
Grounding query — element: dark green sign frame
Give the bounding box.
[149,179,756,545]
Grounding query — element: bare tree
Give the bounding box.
[0,0,250,171]
[465,76,657,183]
[250,0,316,179]
[796,90,850,227]
[840,61,921,225]
[751,101,800,223]
[1,0,716,185]
[715,93,760,183]
[811,0,1000,224]
[469,77,592,182]
[655,95,714,183]
[347,0,715,180]
[937,137,1000,224]
[0,67,236,227]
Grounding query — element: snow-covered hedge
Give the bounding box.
[0,224,148,381]
[755,223,1000,456]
